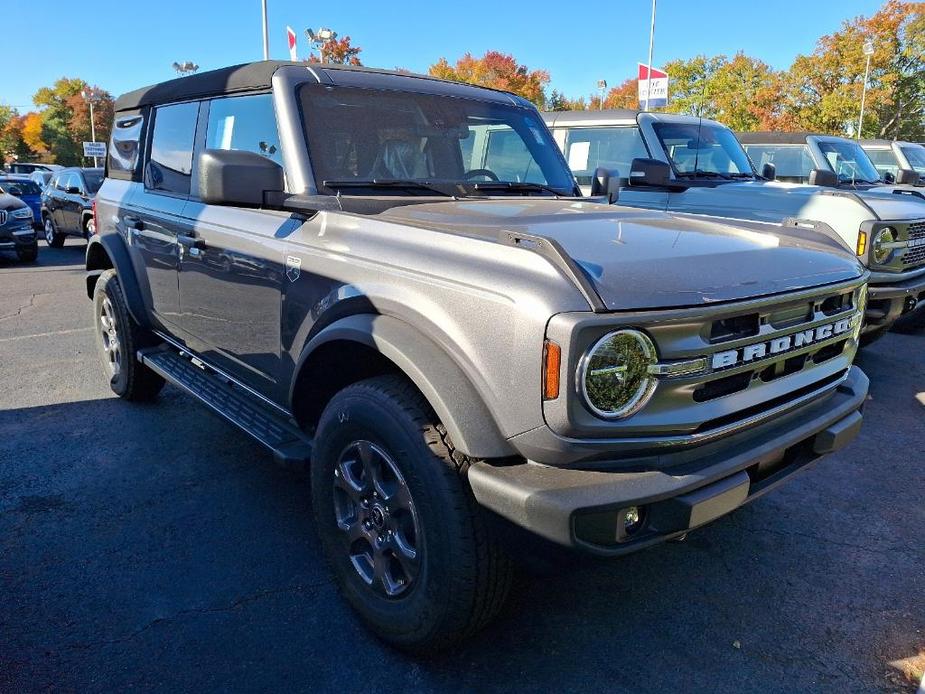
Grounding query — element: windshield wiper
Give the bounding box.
[727,172,756,179]
[675,169,732,180]
[472,181,566,196]
[323,179,452,196]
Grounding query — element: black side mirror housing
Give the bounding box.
[808,168,839,187]
[760,162,776,181]
[66,185,82,195]
[589,167,620,203]
[199,149,284,207]
[628,158,676,188]
[895,168,920,185]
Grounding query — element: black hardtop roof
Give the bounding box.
[114,60,529,112]
[541,109,639,125]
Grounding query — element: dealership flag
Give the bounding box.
[638,63,668,108]
[287,26,298,61]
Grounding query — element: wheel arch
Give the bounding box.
[85,234,150,328]
[290,314,515,460]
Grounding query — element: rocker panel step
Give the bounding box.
[140,347,312,465]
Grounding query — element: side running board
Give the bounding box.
[139,346,312,466]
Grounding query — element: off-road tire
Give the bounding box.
[310,375,512,653]
[93,269,165,401]
[43,216,65,247]
[16,244,38,263]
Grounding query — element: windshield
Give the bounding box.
[742,144,816,182]
[0,179,41,195]
[652,122,754,178]
[558,126,649,185]
[900,145,925,175]
[863,147,899,179]
[299,85,575,196]
[817,140,881,183]
[84,171,103,193]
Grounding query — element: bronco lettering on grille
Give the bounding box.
[711,314,858,370]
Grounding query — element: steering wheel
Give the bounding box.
[464,168,500,182]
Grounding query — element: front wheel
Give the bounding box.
[83,216,96,239]
[93,269,165,401]
[310,375,512,653]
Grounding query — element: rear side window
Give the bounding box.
[561,126,649,185]
[108,113,146,180]
[147,102,199,195]
[205,94,283,167]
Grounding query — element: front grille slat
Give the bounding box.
[903,221,925,267]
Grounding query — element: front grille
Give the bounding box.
[0,211,7,226]
[904,221,925,267]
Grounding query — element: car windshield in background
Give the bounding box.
[817,140,881,183]
[84,171,104,193]
[900,145,925,175]
[299,85,575,196]
[561,126,649,185]
[863,147,899,179]
[743,144,816,181]
[652,122,754,178]
[0,179,42,195]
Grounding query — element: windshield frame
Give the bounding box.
[815,138,882,184]
[899,145,925,175]
[650,120,756,182]
[297,83,578,198]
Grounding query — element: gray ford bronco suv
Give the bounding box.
[87,62,869,652]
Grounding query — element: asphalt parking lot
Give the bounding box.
[1,239,923,693]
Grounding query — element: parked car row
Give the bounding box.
[541,109,925,342]
[83,61,915,653]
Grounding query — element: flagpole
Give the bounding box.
[644,0,657,111]
[261,0,269,60]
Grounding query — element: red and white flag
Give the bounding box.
[287,26,298,61]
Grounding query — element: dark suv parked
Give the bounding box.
[86,61,868,652]
[41,167,103,246]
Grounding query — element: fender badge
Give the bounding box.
[286,255,301,282]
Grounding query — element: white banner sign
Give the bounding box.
[83,142,106,158]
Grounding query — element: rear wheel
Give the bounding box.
[43,216,64,247]
[93,269,165,401]
[310,375,512,653]
[83,216,95,239]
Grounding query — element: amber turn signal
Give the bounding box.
[856,230,868,257]
[543,340,561,400]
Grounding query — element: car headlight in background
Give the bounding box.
[11,207,33,219]
[872,227,896,264]
[579,329,658,419]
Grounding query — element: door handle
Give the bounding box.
[124,216,144,231]
[177,234,206,250]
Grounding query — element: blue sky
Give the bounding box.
[2,0,885,110]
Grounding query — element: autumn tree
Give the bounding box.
[1,111,34,164]
[602,78,639,110]
[782,0,925,138]
[429,51,549,107]
[307,35,362,65]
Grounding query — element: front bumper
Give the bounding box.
[865,269,925,333]
[0,225,38,251]
[468,366,868,556]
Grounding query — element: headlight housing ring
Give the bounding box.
[578,329,659,419]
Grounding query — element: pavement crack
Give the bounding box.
[0,294,36,321]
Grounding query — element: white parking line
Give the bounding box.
[0,327,93,343]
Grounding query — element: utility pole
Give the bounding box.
[81,88,99,167]
[857,39,874,140]
[261,0,269,60]
[305,27,337,63]
[597,80,607,110]
[644,0,657,111]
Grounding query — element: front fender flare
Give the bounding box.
[293,314,515,459]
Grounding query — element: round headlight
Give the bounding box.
[872,227,896,264]
[579,329,658,419]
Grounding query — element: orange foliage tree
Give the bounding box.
[429,51,549,108]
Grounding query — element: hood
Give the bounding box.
[378,199,865,311]
[861,184,925,202]
[0,193,28,211]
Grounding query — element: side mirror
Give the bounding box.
[7,185,22,196]
[589,167,620,203]
[198,149,284,207]
[760,162,776,181]
[895,168,920,185]
[66,185,82,195]
[628,158,675,188]
[808,168,838,187]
